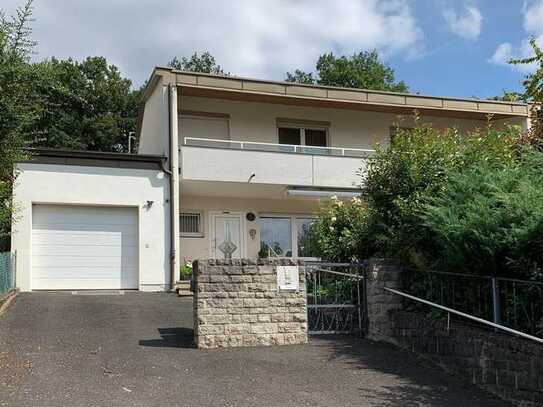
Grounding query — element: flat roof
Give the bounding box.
[149,67,529,120]
[23,148,166,171]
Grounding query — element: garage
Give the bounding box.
[31,205,139,290]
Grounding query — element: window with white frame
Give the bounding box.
[258,215,318,259]
[180,211,203,237]
[276,119,329,148]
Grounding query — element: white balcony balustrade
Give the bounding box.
[180,137,374,188]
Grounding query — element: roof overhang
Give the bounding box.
[145,67,529,121]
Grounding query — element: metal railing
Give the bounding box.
[0,251,16,296]
[183,137,375,158]
[385,287,543,345]
[402,269,543,339]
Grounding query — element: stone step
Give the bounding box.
[175,280,192,297]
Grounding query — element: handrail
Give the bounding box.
[408,268,543,286]
[183,137,375,157]
[384,286,543,345]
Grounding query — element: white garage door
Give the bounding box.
[32,205,138,290]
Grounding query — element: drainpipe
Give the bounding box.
[168,84,180,290]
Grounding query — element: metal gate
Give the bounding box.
[305,262,366,336]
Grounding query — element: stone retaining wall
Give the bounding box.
[388,311,543,407]
[193,259,308,349]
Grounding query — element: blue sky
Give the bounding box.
[2,0,541,98]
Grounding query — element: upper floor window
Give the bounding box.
[179,110,230,142]
[277,118,329,147]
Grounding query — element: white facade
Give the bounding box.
[135,69,531,270]
[11,69,530,291]
[12,163,170,292]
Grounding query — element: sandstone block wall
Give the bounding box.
[193,259,308,349]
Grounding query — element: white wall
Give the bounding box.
[179,195,319,262]
[181,146,364,188]
[178,95,513,149]
[138,79,169,156]
[12,164,170,292]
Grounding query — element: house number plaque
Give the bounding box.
[276,266,299,291]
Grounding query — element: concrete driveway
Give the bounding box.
[0,292,508,407]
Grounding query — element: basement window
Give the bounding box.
[180,211,203,237]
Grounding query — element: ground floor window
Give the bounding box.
[258,215,318,259]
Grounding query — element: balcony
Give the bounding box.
[180,138,373,189]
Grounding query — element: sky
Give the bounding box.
[3,0,542,99]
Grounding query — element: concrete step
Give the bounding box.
[175,280,193,297]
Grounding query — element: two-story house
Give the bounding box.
[11,67,530,291]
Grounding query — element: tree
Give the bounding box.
[0,0,38,249]
[31,56,141,152]
[489,91,523,102]
[510,37,543,139]
[168,51,225,75]
[285,50,409,92]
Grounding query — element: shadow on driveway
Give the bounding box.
[311,335,510,407]
[139,327,195,348]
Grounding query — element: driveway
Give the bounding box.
[0,292,508,407]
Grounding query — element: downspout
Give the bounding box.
[168,83,180,290]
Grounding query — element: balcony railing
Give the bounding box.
[183,137,374,158]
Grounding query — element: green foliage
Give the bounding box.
[180,264,192,279]
[489,91,523,102]
[312,196,371,262]
[285,69,315,84]
[420,152,543,279]
[168,51,225,75]
[312,119,531,274]
[31,56,141,152]
[0,0,36,249]
[361,121,524,266]
[286,50,408,92]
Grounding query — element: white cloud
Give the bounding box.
[443,5,482,40]
[1,0,424,86]
[489,0,543,73]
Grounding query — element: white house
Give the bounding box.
[11,68,531,291]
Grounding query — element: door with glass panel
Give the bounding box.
[211,213,243,259]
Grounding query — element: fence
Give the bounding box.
[0,251,16,296]
[403,269,543,339]
[304,262,366,335]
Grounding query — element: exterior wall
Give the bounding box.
[12,163,170,292]
[179,195,319,262]
[193,258,308,349]
[389,312,543,407]
[178,95,504,149]
[181,146,365,188]
[138,78,169,156]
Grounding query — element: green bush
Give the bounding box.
[312,119,537,276]
[420,151,543,280]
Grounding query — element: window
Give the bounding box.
[258,215,318,259]
[276,119,329,148]
[179,111,230,143]
[180,211,203,237]
[259,217,292,258]
[296,218,318,258]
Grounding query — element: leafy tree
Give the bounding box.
[489,91,523,102]
[286,50,408,92]
[0,0,37,249]
[31,56,141,152]
[285,69,315,84]
[510,37,543,139]
[168,51,225,75]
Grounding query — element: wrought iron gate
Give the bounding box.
[305,262,366,336]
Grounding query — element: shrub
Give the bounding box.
[420,151,543,280]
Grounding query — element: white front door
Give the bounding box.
[211,213,243,259]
